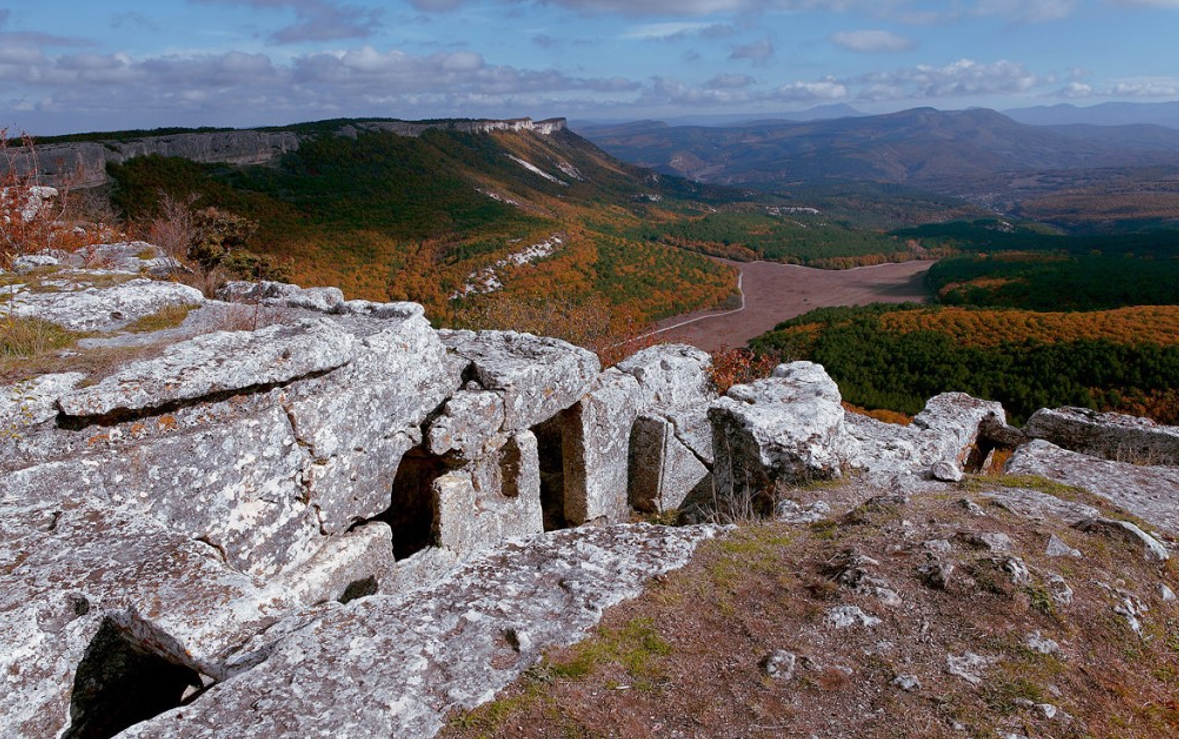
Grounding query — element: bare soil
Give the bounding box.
[440,477,1179,739]
[647,260,933,351]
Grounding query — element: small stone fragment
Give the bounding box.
[1025,631,1060,655]
[1161,583,1177,602]
[1037,703,1059,720]
[825,605,882,629]
[931,460,964,482]
[946,652,992,685]
[1001,556,1030,585]
[923,539,952,553]
[957,498,985,515]
[891,674,921,692]
[917,561,954,590]
[1045,534,1082,558]
[1047,574,1074,606]
[759,650,796,680]
[776,499,832,524]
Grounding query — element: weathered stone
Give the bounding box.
[917,560,954,590]
[1025,406,1179,465]
[1,276,204,332]
[0,499,298,739]
[265,523,395,607]
[760,650,796,680]
[2,398,321,578]
[1045,534,1082,558]
[1,372,84,433]
[435,432,544,557]
[946,652,993,685]
[1025,631,1060,655]
[710,362,845,511]
[1007,439,1179,537]
[983,484,1101,525]
[629,414,710,514]
[58,318,358,418]
[892,675,922,692]
[440,330,600,431]
[824,605,881,629]
[615,343,713,410]
[427,389,507,460]
[119,524,720,739]
[840,392,1007,483]
[1073,517,1170,561]
[775,499,832,524]
[562,369,641,524]
[282,314,461,534]
[931,459,964,482]
[218,280,346,314]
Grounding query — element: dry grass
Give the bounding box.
[440,481,1179,739]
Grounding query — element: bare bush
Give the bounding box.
[0,129,74,266]
[147,192,202,275]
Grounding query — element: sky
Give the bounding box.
[3,0,1179,135]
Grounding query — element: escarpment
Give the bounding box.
[10,117,568,188]
[2,247,1176,739]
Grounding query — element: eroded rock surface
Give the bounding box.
[1024,406,1179,466]
[119,524,720,739]
[1007,439,1179,537]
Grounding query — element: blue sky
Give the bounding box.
[3,0,1179,134]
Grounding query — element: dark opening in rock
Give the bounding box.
[381,446,447,560]
[339,576,378,604]
[63,619,202,739]
[533,415,567,531]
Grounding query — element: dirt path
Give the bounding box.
[647,258,933,351]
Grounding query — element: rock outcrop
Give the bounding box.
[9,118,568,188]
[3,258,1177,739]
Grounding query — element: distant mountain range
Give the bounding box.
[576,107,1179,187]
[1004,100,1179,129]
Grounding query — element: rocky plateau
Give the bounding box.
[1,246,1176,739]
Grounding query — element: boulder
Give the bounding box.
[562,369,642,524]
[629,414,710,513]
[281,313,461,535]
[426,389,507,461]
[434,431,544,557]
[217,280,346,314]
[1024,406,1179,466]
[709,362,845,513]
[0,498,300,739]
[439,330,600,431]
[1,276,204,333]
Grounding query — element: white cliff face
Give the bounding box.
[2,260,1177,739]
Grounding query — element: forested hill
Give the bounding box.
[90,117,752,340]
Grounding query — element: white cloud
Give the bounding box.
[860,58,1038,99]
[829,29,915,53]
[621,22,712,39]
[730,38,774,65]
[1110,78,1179,97]
[775,77,848,102]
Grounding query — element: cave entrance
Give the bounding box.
[533,415,568,531]
[63,619,203,739]
[379,446,448,560]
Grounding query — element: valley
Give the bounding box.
[645,258,931,351]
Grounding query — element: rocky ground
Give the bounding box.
[441,476,1179,739]
[2,247,1177,739]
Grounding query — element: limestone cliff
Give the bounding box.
[11,117,568,188]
